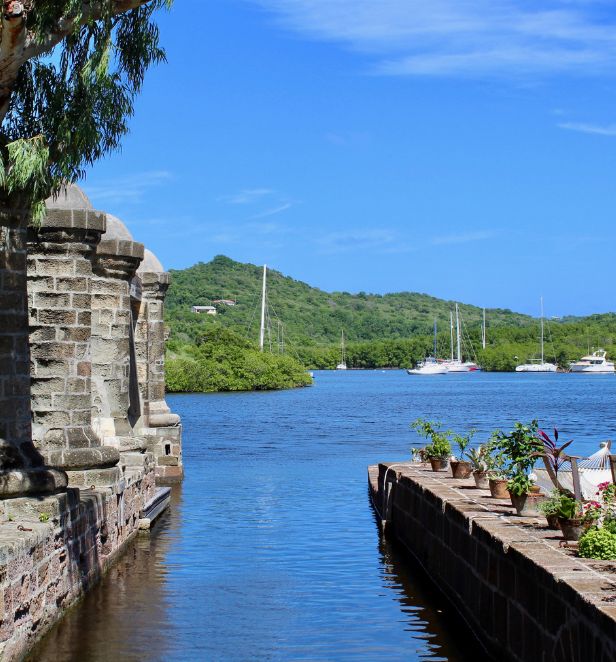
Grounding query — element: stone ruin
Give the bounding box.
[0,183,183,658]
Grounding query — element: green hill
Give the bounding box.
[166,255,532,347]
[165,256,616,371]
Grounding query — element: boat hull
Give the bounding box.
[515,363,558,373]
[570,364,615,373]
[407,366,448,375]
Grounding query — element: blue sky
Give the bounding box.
[83,0,616,317]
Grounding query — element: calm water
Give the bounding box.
[30,371,616,661]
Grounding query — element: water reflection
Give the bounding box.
[30,371,611,660]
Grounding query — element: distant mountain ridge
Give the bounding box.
[166,255,533,346]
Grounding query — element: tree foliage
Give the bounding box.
[0,0,171,216]
[166,327,312,393]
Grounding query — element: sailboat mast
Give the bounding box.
[455,303,461,362]
[540,296,544,364]
[259,264,267,352]
[450,311,454,360]
[433,319,437,358]
[341,330,345,364]
[482,308,486,350]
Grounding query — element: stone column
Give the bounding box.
[0,208,67,497]
[27,207,121,488]
[91,235,145,450]
[133,251,183,483]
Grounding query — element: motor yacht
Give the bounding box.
[570,350,614,374]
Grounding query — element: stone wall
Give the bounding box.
[369,463,616,662]
[0,468,155,660]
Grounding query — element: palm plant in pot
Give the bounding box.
[411,419,452,472]
[493,420,545,515]
[450,429,476,479]
[467,445,490,488]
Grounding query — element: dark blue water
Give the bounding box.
[30,371,616,661]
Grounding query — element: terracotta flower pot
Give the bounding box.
[558,517,585,541]
[429,458,449,472]
[529,485,541,494]
[546,513,560,530]
[473,471,489,489]
[489,478,510,499]
[510,493,546,517]
[451,460,472,479]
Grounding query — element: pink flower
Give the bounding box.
[598,482,611,491]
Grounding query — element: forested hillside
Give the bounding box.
[165,256,616,372]
[166,255,531,346]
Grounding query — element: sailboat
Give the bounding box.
[515,297,557,373]
[441,304,480,372]
[336,330,347,370]
[407,320,448,375]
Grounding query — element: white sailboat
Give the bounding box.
[441,303,480,372]
[336,330,347,370]
[515,297,557,373]
[407,320,448,375]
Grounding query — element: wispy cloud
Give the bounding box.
[86,171,173,205]
[249,202,294,219]
[431,230,496,246]
[317,229,404,254]
[251,0,616,77]
[558,121,616,136]
[221,188,273,204]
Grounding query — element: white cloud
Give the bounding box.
[250,0,616,77]
[558,121,616,136]
[317,228,403,254]
[431,230,495,245]
[86,171,173,204]
[249,202,294,219]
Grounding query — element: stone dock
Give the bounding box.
[0,185,183,659]
[369,462,616,662]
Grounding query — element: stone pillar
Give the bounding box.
[0,208,67,497]
[91,235,145,451]
[133,250,183,483]
[27,206,121,488]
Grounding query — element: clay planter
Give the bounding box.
[429,458,449,472]
[450,460,472,479]
[529,485,542,494]
[510,493,546,517]
[558,517,585,541]
[546,514,560,530]
[473,471,490,489]
[489,478,510,499]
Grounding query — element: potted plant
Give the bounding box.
[467,445,490,488]
[537,490,562,529]
[411,419,452,472]
[508,472,545,516]
[556,494,585,541]
[484,432,510,498]
[492,421,544,515]
[450,429,476,479]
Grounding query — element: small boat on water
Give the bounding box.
[336,330,347,370]
[408,320,448,375]
[515,297,557,373]
[441,304,480,372]
[570,349,615,373]
[407,357,448,376]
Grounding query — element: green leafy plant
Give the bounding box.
[507,474,533,497]
[467,445,489,472]
[537,490,563,517]
[38,513,49,523]
[451,429,476,461]
[492,421,542,493]
[557,495,583,520]
[579,527,616,560]
[484,431,508,478]
[411,419,452,460]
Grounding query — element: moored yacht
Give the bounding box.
[570,350,614,373]
[441,304,480,372]
[407,357,448,376]
[515,297,557,373]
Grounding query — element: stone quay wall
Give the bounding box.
[0,468,155,661]
[369,462,616,662]
[0,185,183,660]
